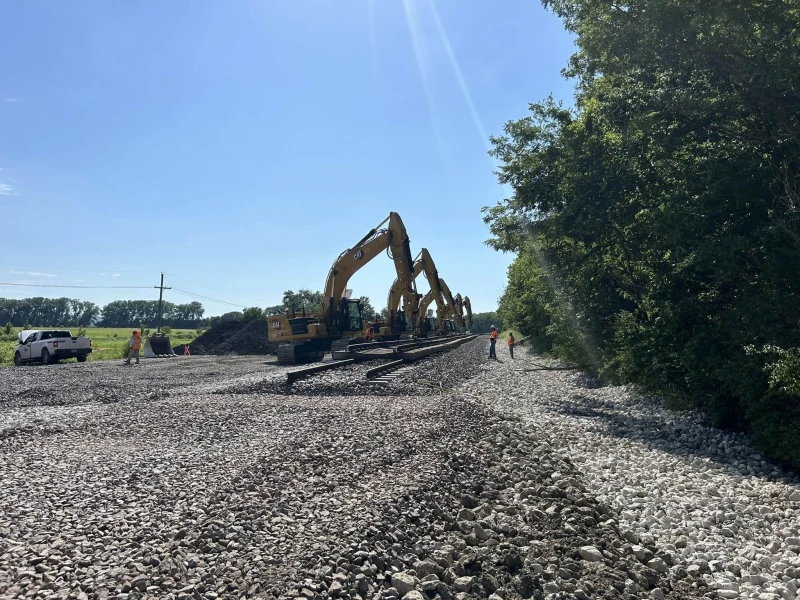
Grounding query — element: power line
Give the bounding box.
[0,282,152,289]
[171,288,248,308]
[164,272,268,304]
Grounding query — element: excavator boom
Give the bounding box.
[437,278,463,328]
[387,248,447,335]
[463,296,473,329]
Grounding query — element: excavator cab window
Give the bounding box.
[346,299,363,333]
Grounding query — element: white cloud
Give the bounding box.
[5,97,20,103]
[27,272,57,278]
[112,273,121,277]
[0,183,12,195]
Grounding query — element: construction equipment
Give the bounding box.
[268,212,417,364]
[454,294,465,330]
[417,290,438,336]
[386,248,447,336]
[143,333,177,358]
[437,278,464,329]
[463,296,473,330]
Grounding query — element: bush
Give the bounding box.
[3,322,11,336]
[161,326,172,335]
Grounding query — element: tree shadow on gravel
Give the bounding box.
[552,393,800,483]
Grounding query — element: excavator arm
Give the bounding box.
[386,247,446,333]
[438,278,463,328]
[320,212,416,334]
[454,294,465,327]
[463,296,473,329]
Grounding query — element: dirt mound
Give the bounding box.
[214,320,277,355]
[175,319,277,356]
[174,320,244,355]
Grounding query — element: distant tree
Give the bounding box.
[203,311,243,328]
[470,312,501,335]
[241,307,265,322]
[282,289,324,314]
[359,297,376,321]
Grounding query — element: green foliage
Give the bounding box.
[487,0,800,468]
[359,297,376,321]
[470,311,502,335]
[0,297,205,328]
[161,325,172,335]
[241,307,265,322]
[3,322,12,335]
[282,289,323,314]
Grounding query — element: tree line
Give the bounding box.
[0,297,205,329]
[485,0,800,468]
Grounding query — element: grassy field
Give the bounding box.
[0,327,198,366]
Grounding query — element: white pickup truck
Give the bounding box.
[14,330,93,366]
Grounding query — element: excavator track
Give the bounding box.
[276,342,325,365]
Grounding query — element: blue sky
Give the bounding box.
[0,1,575,316]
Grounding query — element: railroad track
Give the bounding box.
[285,335,477,384]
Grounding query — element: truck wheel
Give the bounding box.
[77,355,87,363]
[13,352,22,366]
[41,348,52,365]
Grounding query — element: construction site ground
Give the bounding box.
[1,339,798,600]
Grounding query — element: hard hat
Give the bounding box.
[491,325,496,329]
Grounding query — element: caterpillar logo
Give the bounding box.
[353,249,365,261]
[271,321,281,329]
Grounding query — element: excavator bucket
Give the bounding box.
[143,334,177,358]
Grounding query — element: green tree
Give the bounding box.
[282,289,324,314]
[485,0,800,468]
[241,307,265,322]
[359,296,376,321]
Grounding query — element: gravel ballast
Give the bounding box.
[468,346,800,600]
[2,338,796,600]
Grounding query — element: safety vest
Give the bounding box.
[490,330,498,340]
[508,336,514,346]
[132,332,142,350]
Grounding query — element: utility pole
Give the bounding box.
[154,273,171,333]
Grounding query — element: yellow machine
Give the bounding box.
[268,212,417,363]
[437,278,464,329]
[463,296,473,330]
[385,248,447,336]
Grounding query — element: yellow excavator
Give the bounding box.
[415,276,461,336]
[463,296,473,330]
[454,294,465,330]
[383,248,447,336]
[438,278,464,329]
[268,212,417,363]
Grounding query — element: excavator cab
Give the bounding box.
[339,298,364,335]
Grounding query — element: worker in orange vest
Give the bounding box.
[124,329,142,365]
[365,321,374,342]
[489,326,498,360]
[508,331,515,359]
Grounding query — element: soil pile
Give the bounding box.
[213,319,277,355]
[174,319,277,356]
